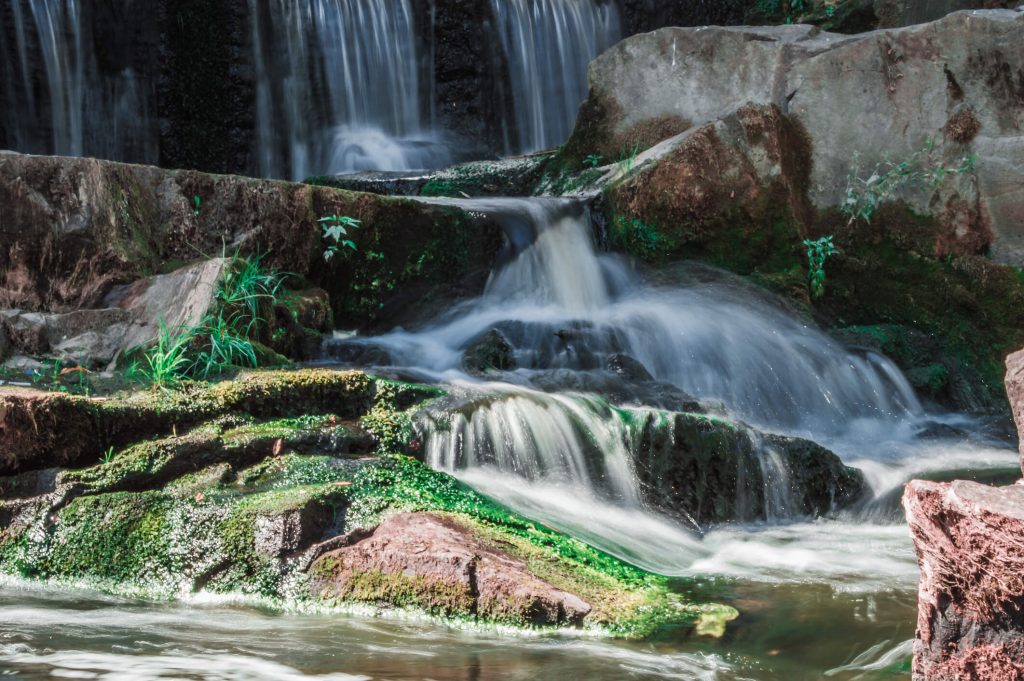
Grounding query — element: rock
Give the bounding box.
[308,512,592,626]
[113,258,227,358]
[904,479,1024,680]
[0,151,501,331]
[605,353,654,382]
[1007,348,1024,473]
[633,412,866,527]
[0,321,9,363]
[0,369,376,476]
[462,328,516,376]
[567,9,1024,263]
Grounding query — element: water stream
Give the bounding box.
[493,0,622,153]
[249,0,450,179]
[0,0,156,163]
[2,195,1018,678]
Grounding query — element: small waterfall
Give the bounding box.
[421,385,641,505]
[0,0,155,162]
[339,197,923,436]
[250,0,450,179]
[492,0,621,153]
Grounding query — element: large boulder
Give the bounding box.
[565,7,1024,263]
[904,479,1024,680]
[309,512,592,626]
[633,412,866,526]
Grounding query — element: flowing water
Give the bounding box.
[0,0,156,163]
[1,195,1018,678]
[493,0,622,153]
[249,0,449,179]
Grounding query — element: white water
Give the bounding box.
[250,0,449,179]
[328,196,1019,590]
[493,0,622,153]
[0,0,156,162]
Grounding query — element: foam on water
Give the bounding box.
[326,196,1018,590]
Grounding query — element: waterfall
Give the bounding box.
[333,197,923,436]
[0,0,155,163]
[250,0,450,180]
[491,0,621,153]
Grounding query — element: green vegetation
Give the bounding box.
[804,235,839,299]
[584,154,603,168]
[138,321,193,388]
[133,253,290,387]
[320,214,360,262]
[842,140,975,225]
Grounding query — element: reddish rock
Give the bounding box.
[904,479,1024,680]
[1007,348,1024,474]
[308,512,592,627]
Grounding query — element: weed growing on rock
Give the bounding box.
[138,254,289,386]
[320,215,360,262]
[842,141,976,224]
[584,154,603,168]
[804,235,839,299]
[140,322,193,388]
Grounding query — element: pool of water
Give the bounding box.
[0,575,915,681]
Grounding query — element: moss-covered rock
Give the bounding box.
[0,369,389,476]
[0,152,502,332]
[631,411,866,527]
[0,418,735,637]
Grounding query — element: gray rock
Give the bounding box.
[462,328,516,376]
[0,259,225,369]
[574,9,1024,263]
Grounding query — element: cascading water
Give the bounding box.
[327,196,1020,584]
[0,0,155,163]
[336,198,923,435]
[250,0,450,180]
[492,0,622,153]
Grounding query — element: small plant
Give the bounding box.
[193,195,201,217]
[100,447,116,465]
[140,321,193,388]
[189,313,259,379]
[617,142,641,174]
[320,214,360,262]
[804,236,839,299]
[842,140,976,225]
[216,250,287,340]
[584,154,603,169]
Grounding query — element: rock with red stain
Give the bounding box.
[904,479,1024,680]
[1006,348,1024,475]
[308,512,592,627]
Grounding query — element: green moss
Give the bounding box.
[320,567,477,617]
[10,491,176,586]
[344,455,730,637]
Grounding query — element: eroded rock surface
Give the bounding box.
[904,479,1024,680]
[309,512,592,626]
